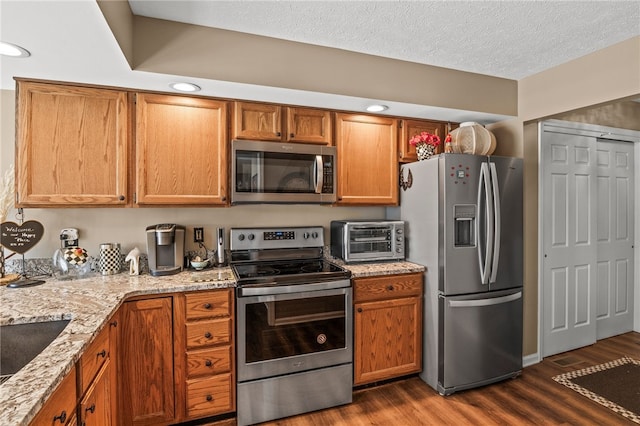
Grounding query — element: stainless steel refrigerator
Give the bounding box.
[394,153,523,395]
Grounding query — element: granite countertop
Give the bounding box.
[0,259,423,425]
[0,268,236,426]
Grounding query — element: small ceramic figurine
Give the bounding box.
[125,247,141,275]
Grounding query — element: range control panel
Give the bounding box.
[230,226,324,251]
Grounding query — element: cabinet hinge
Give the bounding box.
[398,120,403,129]
[133,93,137,104]
[133,192,137,203]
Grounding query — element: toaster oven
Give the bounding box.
[330,220,405,263]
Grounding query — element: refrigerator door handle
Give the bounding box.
[477,162,493,284]
[489,162,501,283]
[448,291,522,308]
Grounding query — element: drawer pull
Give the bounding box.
[205,359,213,367]
[53,410,67,424]
[387,285,394,291]
[203,303,212,309]
[206,394,213,402]
[204,332,212,339]
[357,308,363,313]
[86,403,96,414]
[97,349,107,358]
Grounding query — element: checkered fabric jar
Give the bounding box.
[99,243,121,275]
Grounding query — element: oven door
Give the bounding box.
[231,139,337,204]
[237,286,352,382]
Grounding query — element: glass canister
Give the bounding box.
[99,243,121,275]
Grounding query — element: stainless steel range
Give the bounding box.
[230,226,353,426]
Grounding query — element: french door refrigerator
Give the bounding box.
[397,153,523,395]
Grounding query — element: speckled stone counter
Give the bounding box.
[0,268,235,426]
[330,258,425,278]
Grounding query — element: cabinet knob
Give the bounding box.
[205,359,213,367]
[290,133,295,138]
[204,332,212,339]
[206,394,213,402]
[97,349,107,358]
[118,195,125,201]
[276,132,281,137]
[203,303,212,309]
[221,196,227,202]
[86,403,96,414]
[357,308,363,313]
[53,410,67,424]
[387,285,394,291]
[110,320,118,327]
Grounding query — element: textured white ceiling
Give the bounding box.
[129,0,640,80]
[1,1,639,123]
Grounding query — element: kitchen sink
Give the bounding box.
[0,320,70,382]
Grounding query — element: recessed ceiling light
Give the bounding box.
[169,82,201,92]
[0,41,30,58]
[366,104,388,112]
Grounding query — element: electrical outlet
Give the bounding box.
[194,227,204,243]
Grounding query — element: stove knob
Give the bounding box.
[396,236,403,242]
[311,231,319,239]
[303,232,310,239]
[238,234,245,241]
[248,233,255,241]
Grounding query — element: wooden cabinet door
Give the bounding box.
[354,296,422,385]
[16,81,129,206]
[286,107,332,144]
[29,367,77,426]
[232,102,282,141]
[335,113,398,205]
[79,359,111,426]
[399,119,446,162]
[119,297,175,426]
[136,94,228,205]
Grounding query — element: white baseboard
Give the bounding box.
[523,353,540,367]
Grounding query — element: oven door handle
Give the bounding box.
[238,279,351,298]
[314,155,324,194]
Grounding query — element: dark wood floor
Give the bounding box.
[211,332,640,425]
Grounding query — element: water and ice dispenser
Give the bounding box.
[453,204,476,247]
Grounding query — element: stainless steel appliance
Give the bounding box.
[395,153,523,395]
[145,224,185,276]
[230,226,352,426]
[231,139,337,204]
[330,220,405,263]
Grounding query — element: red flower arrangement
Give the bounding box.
[409,131,441,147]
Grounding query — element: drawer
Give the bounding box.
[187,346,232,378]
[78,325,110,393]
[30,366,77,426]
[185,290,231,320]
[186,318,231,349]
[186,373,233,418]
[354,273,422,303]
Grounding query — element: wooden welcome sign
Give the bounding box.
[0,220,44,254]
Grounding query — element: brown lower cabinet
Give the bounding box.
[118,297,175,426]
[353,273,423,386]
[118,290,235,425]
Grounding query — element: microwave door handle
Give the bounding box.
[314,155,324,194]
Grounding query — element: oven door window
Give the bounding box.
[235,151,319,194]
[245,294,346,363]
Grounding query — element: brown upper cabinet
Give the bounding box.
[334,113,398,205]
[399,119,446,163]
[135,94,228,205]
[233,101,332,145]
[16,80,129,207]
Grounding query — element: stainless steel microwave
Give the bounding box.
[330,220,405,263]
[231,139,337,204]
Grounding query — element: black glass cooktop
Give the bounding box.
[232,259,350,286]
